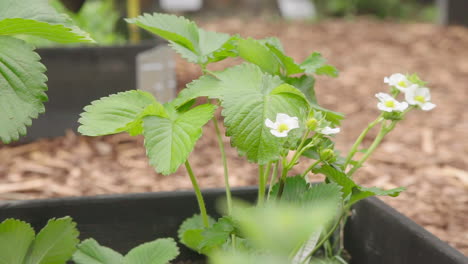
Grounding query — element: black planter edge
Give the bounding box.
[349,197,467,262]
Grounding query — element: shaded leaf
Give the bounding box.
[0,219,35,264]
[73,238,124,264]
[123,238,179,264]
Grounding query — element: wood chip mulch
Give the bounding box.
[0,17,467,255]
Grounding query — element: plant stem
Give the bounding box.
[348,121,396,176]
[301,160,321,178]
[258,165,266,205]
[212,116,232,215]
[185,160,209,227]
[267,160,279,201]
[277,158,289,199]
[307,213,345,259]
[343,115,382,170]
[287,130,311,170]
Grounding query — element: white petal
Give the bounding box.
[421,102,436,111]
[285,117,299,129]
[276,113,292,123]
[271,129,288,137]
[405,89,417,105]
[375,92,392,102]
[265,118,277,129]
[384,77,390,84]
[377,102,393,112]
[419,87,431,101]
[321,127,340,135]
[396,102,409,111]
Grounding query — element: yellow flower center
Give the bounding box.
[397,81,407,88]
[415,95,426,103]
[384,100,395,108]
[278,123,289,133]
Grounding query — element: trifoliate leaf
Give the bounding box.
[25,217,79,264]
[0,36,47,143]
[237,38,281,75]
[123,238,179,264]
[0,219,35,264]
[199,217,236,251]
[143,104,216,174]
[126,13,198,52]
[265,43,304,75]
[172,75,222,108]
[0,18,93,43]
[302,183,343,213]
[177,214,215,242]
[127,13,230,65]
[349,186,406,206]
[300,52,339,77]
[78,90,166,136]
[219,64,309,164]
[72,238,124,264]
[269,175,309,202]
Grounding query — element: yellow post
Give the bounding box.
[127,0,141,44]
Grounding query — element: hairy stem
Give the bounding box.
[343,115,383,170]
[307,213,345,259]
[301,160,321,178]
[185,160,209,227]
[348,121,396,176]
[212,116,232,214]
[267,160,280,201]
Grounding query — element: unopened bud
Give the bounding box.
[306,118,318,131]
[320,149,336,163]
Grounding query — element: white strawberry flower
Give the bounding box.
[384,73,412,92]
[265,113,299,137]
[375,93,408,112]
[317,126,340,135]
[405,87,436,111]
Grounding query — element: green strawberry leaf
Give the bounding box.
[73,238,124,264]
[269,175,309,202]
[127,13,230,65]
[0,36,47,143]
[172,75,222,108]
[349,186,406,206]
[237,38,281,75]
[123,238,179,264]
[178,214,215,241]
[0,18,93,43]
[78,90,166,136]
[25,217,79,264]
[0,0,70,24]
[219,64,308,164]
[199,217,236,251]
[300,52,339,77]
[143,104,216,174]
[0,219,35,264]
[265,43,303,75]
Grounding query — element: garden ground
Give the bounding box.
[0,17,467,255]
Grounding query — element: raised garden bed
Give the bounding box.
[25,42,158,141]
[0,188,465,263]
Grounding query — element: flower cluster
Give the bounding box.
[379,73,436,112]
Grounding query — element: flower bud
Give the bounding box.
[320,149,336,163]
[306,118,318,131]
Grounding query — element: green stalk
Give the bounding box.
[126,0,140,44]
[277,158,289,199]
[212,116,232,214]
[286,130,311,170]
[267,160,279,201]
[185,160,209,227]
[343,115,383,170]
[347,121,396,176]
[258,165,265,205]
[307,213,345,259]
[301,160,321,178]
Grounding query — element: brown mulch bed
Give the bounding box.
[1,18,467,255]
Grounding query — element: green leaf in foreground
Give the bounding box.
[123,238,179,264]
[300,52,339,77]
[0,36,47,143]
[172,75,222,108]
[25,217,79,264]
[0,219,35,264]
[78,90,166,136]
[237,38,281,75]
[73,238,124,264]
[143,104,216,174]
[219,64,309,164]
[0,18,93,43]
[0,0,69,24]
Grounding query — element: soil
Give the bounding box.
[0,17,467,255]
